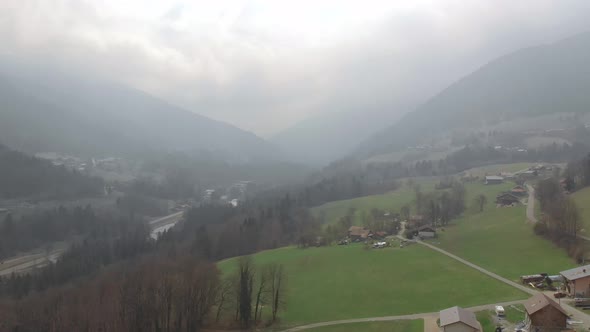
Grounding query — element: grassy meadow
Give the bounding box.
[311,178,437,226]
[572,186,590,234]
[435,182,575,280]
[218,244,527,327]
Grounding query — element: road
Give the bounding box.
[0,211,185,276]
[0,249,65,276]
[526,184,537,223]
[281,300,527,332]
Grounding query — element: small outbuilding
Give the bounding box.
[439,306,482,332]
[510,185,528,196]
[408,225,437,239]
[485,176,504,185]
[348,226,371,242]
[523,293,569,332]
[496,193,521,206]
[560,264,590,297]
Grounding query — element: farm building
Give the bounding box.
[348,226,371,241]
[439,306,482,332]
[560,264,590,297]
[408,225,436,239]
[510,185,527,196]
[484,176,504,185]
[523,293,569,332]
[496,193,521,206]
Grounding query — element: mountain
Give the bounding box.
[271,106,404,166]
[358,32,590,158]
[0,62,279,162]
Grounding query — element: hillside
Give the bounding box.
[0,62,279,162]
[271,106,404,166]
[0,144,103,199]
[358,32,590,158]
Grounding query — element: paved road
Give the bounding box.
[0,211,185,276]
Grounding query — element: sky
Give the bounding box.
[1,0,590,136]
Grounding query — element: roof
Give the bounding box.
[416,225,436,232]
[561,264,590,281]
[511,186,527,192]
[348,226,370,238]
[497,193,520,200]
[524,293,568,317]
[485,176,504,181]
[439,306,480,330]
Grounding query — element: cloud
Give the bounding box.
[1,0,590,135]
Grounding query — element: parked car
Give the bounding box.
[554,292,567,299]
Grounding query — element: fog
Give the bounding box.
[1,0,590,136]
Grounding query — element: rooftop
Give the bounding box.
[485,176,504,180]
[439,306,480,330]
[524,293,568,316]
[561,264,590,281]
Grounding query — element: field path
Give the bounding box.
[280,300,525,332]
[422,315,439,332]
[525,184,537,223]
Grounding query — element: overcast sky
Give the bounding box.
[1,1,590,136]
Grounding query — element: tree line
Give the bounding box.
[0,143,103,199]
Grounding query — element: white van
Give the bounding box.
[495,305,505,317]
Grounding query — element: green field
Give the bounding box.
[572,186,590,234]
[305,319,423,332]
[218,244,527,326]
[311,179,437,226]
[462,163,534,177]
[435,182,575,280]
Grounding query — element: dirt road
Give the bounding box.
[526,184,537,223]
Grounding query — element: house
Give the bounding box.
[510,185,528,196]
[496,193,521,206]
[373,231,388,239]
[523,293,569,332]
[348,226,371,241]
[560,264,590,297]
[408,225,436,239]
[439,306,482,332]
[484,176,504,185]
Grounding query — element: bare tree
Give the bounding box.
[267,263,286,322]
[474,194,487,213]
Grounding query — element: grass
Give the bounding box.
[504,304,525,323]
[305,319,423,332]
[476,304,525,332]
[572,186,590,235]
[462,163,534,177]
[311,178,437,226]
[218,244,527,327]
[435,182,575,281]
[476,310,495,332]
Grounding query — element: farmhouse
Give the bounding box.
[510,185,527,196]
[560,264,590,297]
[408,225,436,239]
[496,193,520,206]
[523,293,569,332]
[439,306,482,332]
[348,226,371,241]
[484,176,504,185]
